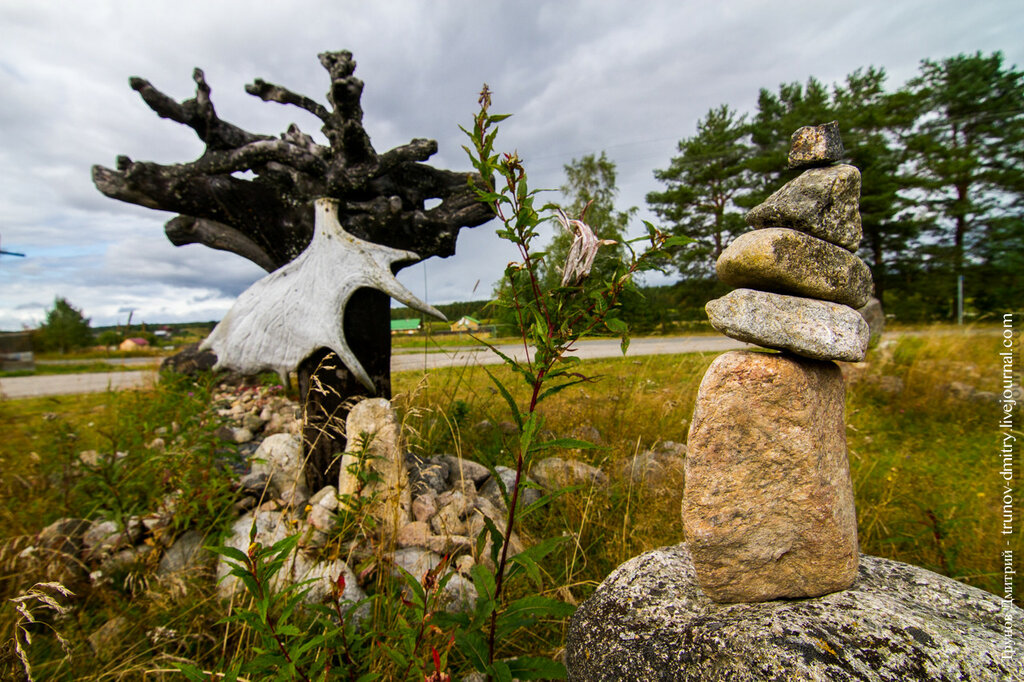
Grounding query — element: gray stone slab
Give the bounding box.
[706,288,868,362]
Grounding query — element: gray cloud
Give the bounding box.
[1,0,1021,328]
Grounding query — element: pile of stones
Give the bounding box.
[707,121,872,363]
[566,122,1023,680]
[684,122,871,604]
[25,385,620,626]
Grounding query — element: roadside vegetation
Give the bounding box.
[0,325,1013,678]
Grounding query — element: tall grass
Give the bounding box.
[0,326,1015,677]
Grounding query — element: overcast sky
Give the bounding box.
[1,0,1020,330]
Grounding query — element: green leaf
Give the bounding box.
[207,544,248,564]
[536,378,591,404]
[531,437,602,451]
[519,413,542,457]
[488,660,514,682]
[471,561,497,601]
[455,629,490,671]
[483,366,522,431]
[604,316,628,334]
[664,235,696,247]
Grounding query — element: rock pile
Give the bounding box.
[684,122,868,604]
[707,121,871,363]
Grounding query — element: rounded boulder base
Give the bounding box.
[684,350,858,602]
[716,227,873,309]
[565,544,1023,682]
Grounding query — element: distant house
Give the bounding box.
[0,331,34,371]
[390,319,421,335]
[119,337,150,351]
[450,316,481,332]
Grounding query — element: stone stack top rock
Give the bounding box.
[788,121,844,168]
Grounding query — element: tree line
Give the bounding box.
[647,50,1022,322]
[512,51,1020,327]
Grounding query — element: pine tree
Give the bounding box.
[900,51,1024,314]
[647,105,751,278]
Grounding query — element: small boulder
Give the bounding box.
[157,530,208,576]
[530,456,607,491]
[250,433,309,508]
[787,120,844,169]
[857,297,885,348]
[405,453,451,495]
[479,466,542,514]
[440,455,491,487]
[160,342,217,375]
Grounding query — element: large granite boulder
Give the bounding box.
[566,544,1022,681]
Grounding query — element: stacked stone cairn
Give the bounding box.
[684,122,868,603]
[565,123,1024,680]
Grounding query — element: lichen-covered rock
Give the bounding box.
[684,350,858,602]
[249,433,309,508]
[857,296,885,348]
[566,544,1022,681]
[530,456,607,491]
[706,288,869,362]
[744,164,862,250]
[788,121,844,169]
[717,228,873,309]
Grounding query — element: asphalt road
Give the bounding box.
[1,335,751,399]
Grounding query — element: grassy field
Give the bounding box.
[0,326,1017,678]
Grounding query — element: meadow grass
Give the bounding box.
[0,326,1015,678]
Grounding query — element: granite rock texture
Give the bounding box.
[684,350,858,602]
[788,121,844,168]
[565,543,1023,681]
[744,164,863,251]
[706,288,869,362]
[858,297,885,348]
[716,227,873,309]
[338,398,411,533]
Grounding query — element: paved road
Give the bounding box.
[0,370,157,399]
[391,335,751,372]
[1,335,750,399]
